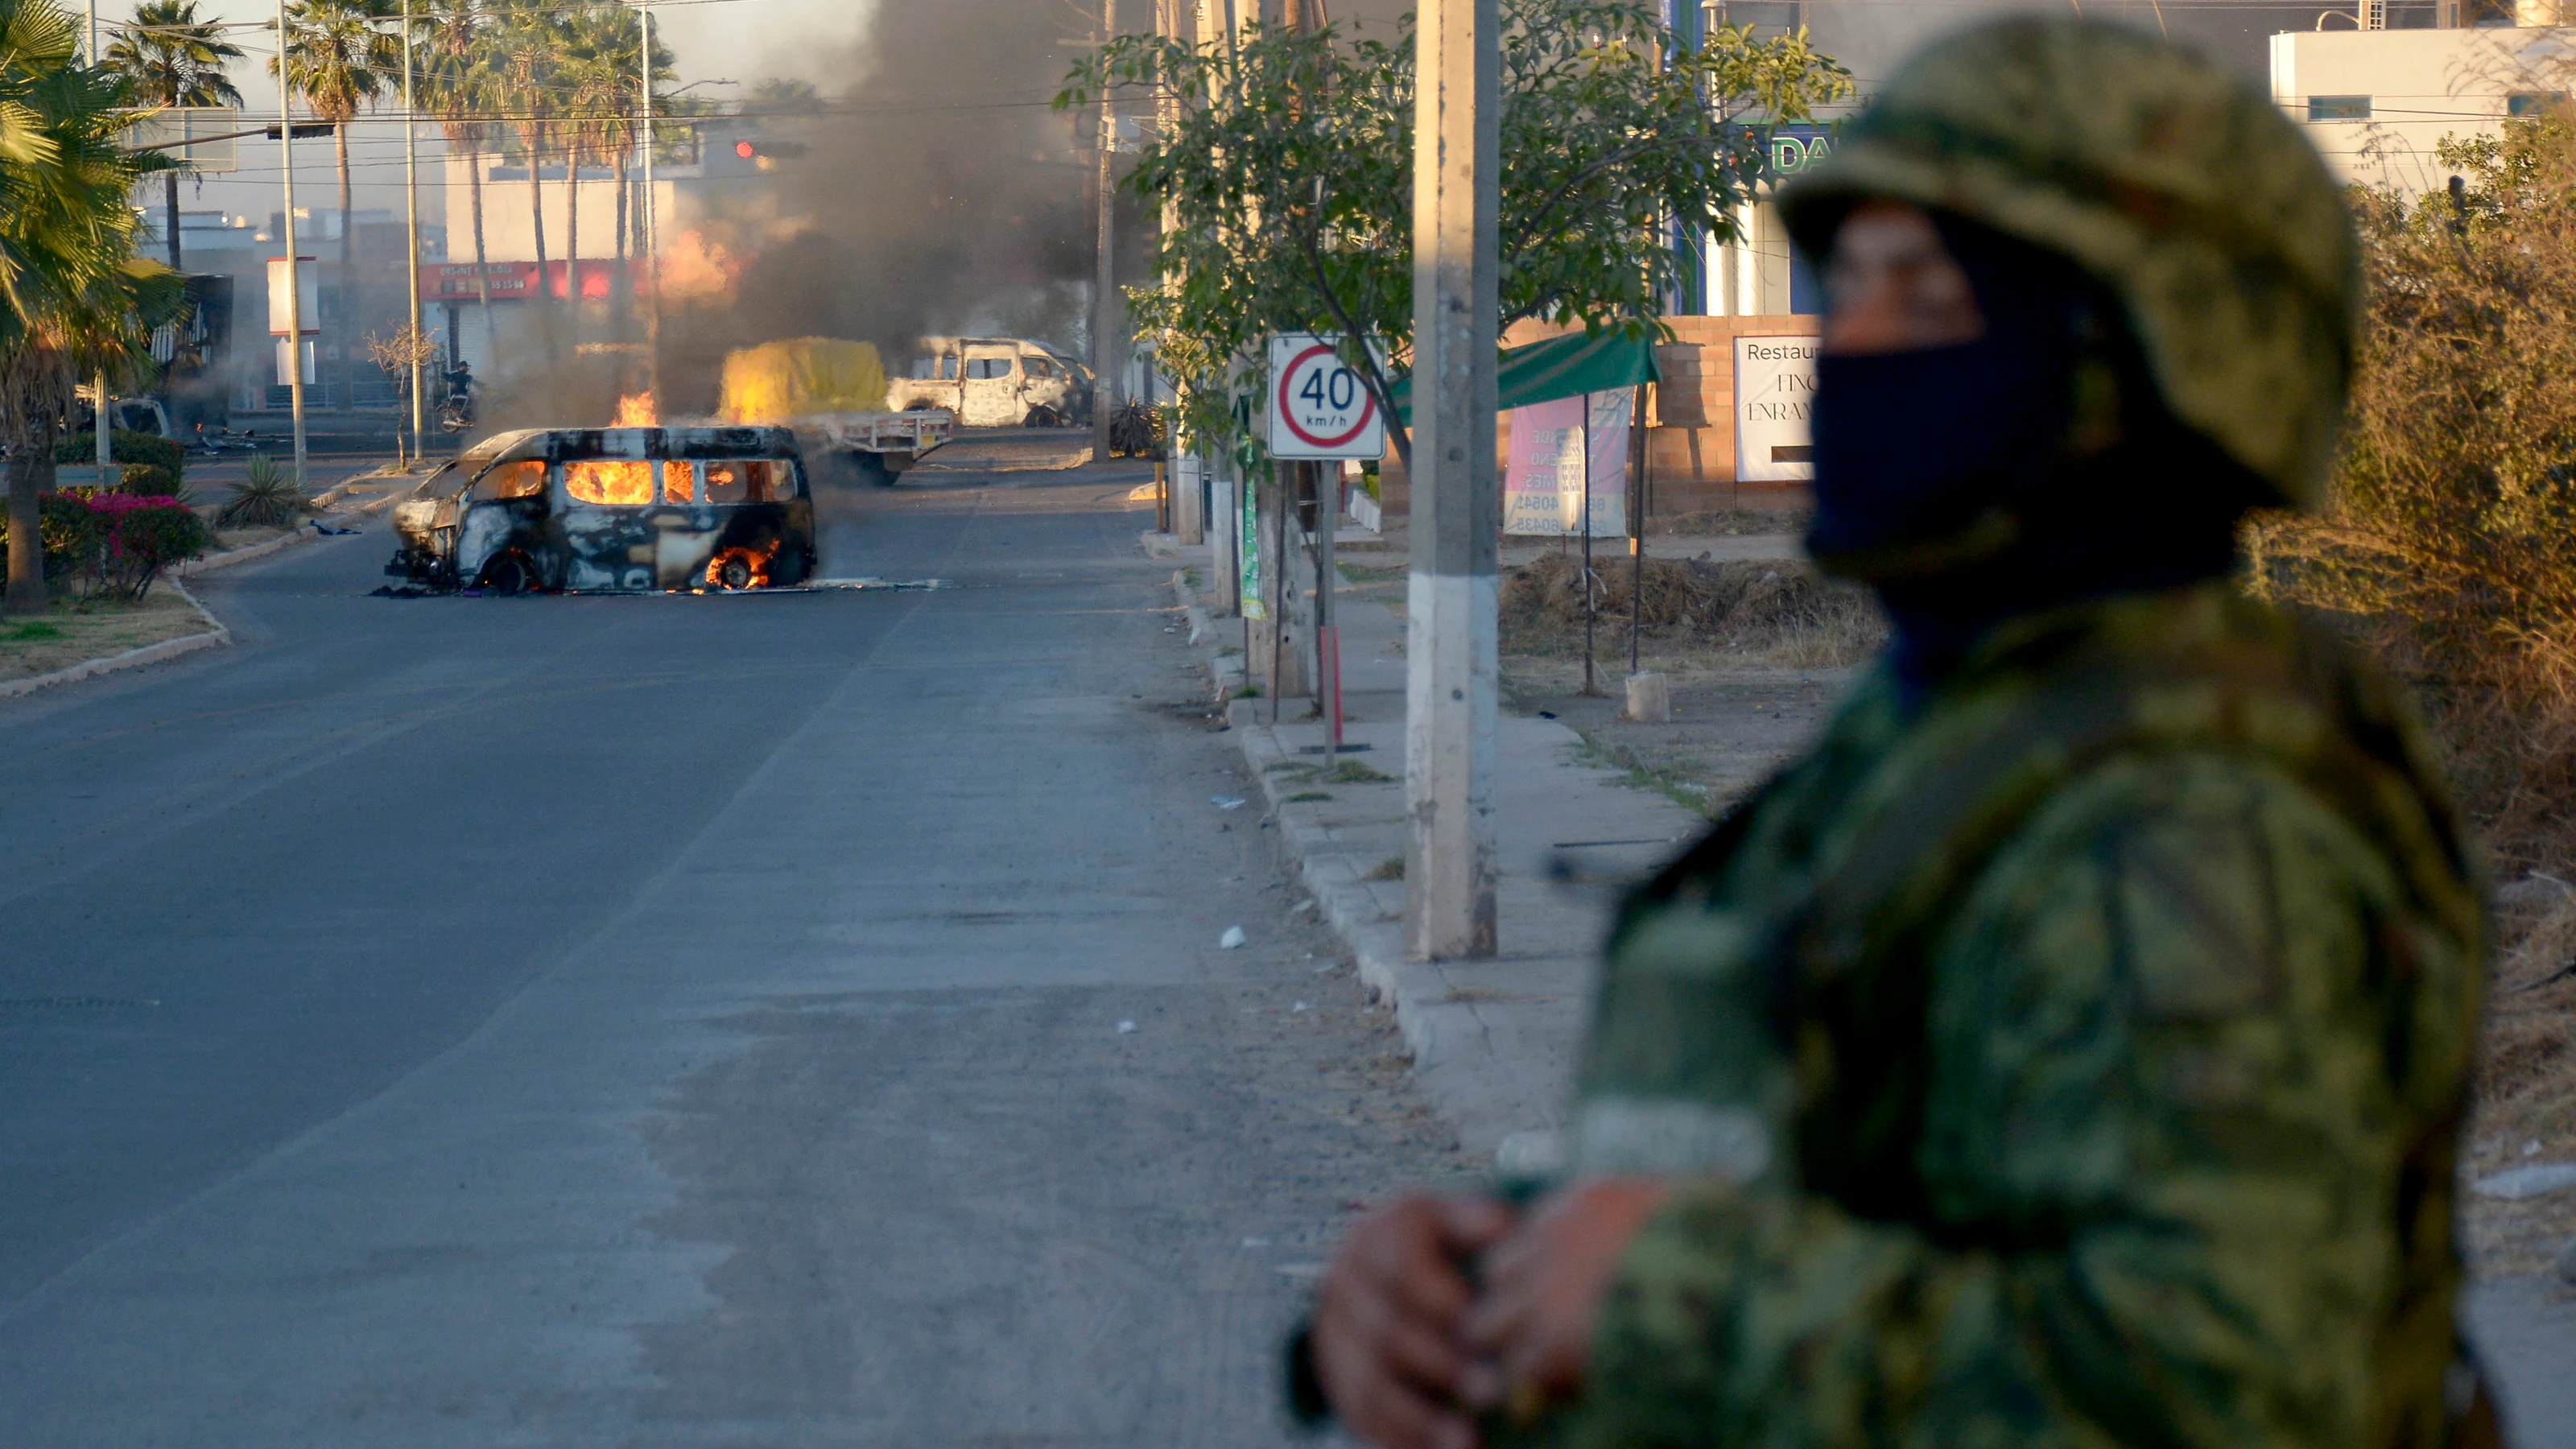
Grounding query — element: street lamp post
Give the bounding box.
[403,0,425,464]
[277,0,309,489]
[638,4,659,402]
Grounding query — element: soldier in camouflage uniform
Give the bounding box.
[1298,19,2495,1449]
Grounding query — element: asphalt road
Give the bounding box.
[0,459,1462,1445]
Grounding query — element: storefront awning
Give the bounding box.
[1390,328,1661,425]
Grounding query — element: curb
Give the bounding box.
[0,576,229,701]
[1170,570,1245,700]
[174,479,407,580]
[173,526,308,577]
[1170,572,1571,1156]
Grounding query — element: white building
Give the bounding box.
[2273,22,2576,193]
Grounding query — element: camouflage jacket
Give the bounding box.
[1542,583,2487,1449]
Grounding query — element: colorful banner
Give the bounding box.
[1502,389,1629,537]
[1239,469,1265,621]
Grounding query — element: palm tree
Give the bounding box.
[489,2,561,339]
[274,0,400,406]
[103,0,245,270]
[555,8,639,329]
[412,0,496,351]
[1,0,184,617]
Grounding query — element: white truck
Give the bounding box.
[885,337,1094,430]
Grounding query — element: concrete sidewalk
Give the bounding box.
[1176,568,1705,1158]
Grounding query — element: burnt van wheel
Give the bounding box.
[1024,405,1060,428]
[481,554,535,595]
[716,555,754,590]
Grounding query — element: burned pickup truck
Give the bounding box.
[387,427,815,593]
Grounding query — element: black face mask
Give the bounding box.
[1804,328,2068,563]
[1802,215,2261,693]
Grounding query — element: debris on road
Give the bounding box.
[1116,1019,1138,1034]
[1212,795,1246,810]
[1219,927,1247,949]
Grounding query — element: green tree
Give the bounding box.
[1,0,184,617]
[103,0,245,270]
[488,1,563,333]
[1060,1,1851,469]
[412,0,497,350]
[274,0,401,404]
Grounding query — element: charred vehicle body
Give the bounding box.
[388,427,815,593]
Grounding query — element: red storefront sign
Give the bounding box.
[421,259,634,302]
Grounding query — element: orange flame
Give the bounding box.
[613,391,659,427]
[706,539,781,591]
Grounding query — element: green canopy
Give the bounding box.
[1390,328,1662,424]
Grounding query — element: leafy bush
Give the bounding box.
[2245,113,2576,870]
[86,494,208,600]
[217,454,312,530]
[54,427,185,484]
[115,461,181,499]
[0,493,109,588]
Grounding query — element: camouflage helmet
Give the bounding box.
[1775,18,2357,506]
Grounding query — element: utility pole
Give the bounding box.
[1092,0,1118,464]
[402,0,425,465]
[1403,0,1499,960]
[639,4,660,402]
[90,1,110,482]
[277,0,309,489]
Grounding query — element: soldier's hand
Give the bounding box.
[1311,1194,1517,1449]
[1466,1178,1671,1416]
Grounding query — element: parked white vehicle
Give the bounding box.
[885,337,1092,429]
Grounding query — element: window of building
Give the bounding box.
[2308,95,2372,122]
[472,460,545,501]
[2509,91,2568,118]
[563,459,654,506]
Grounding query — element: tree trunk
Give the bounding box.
[469,142,494,357]
[164,171,184,271]
[5,448,52,617]
[336,121,357,411]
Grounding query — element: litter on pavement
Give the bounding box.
[1219,926,1247,949]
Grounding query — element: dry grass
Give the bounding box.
[2245,116,2576,1253]
[0,587,216,682]
[1499,551,1885,670]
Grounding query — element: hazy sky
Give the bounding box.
[113,0,883,233]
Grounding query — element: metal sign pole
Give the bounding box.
[639,5,660,402]
[403,0,425,464]
[278,0,308,490]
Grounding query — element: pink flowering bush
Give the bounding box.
[0,492,209,601]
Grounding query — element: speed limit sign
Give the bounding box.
[1267,333,1386,460]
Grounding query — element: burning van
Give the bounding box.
[386,427,815,593]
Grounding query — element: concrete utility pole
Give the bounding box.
[1091,0,1121,464]
[403,0,425,464]
[639,4,660,402]
[1403,0,1500,960]
[277,0,309,489]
